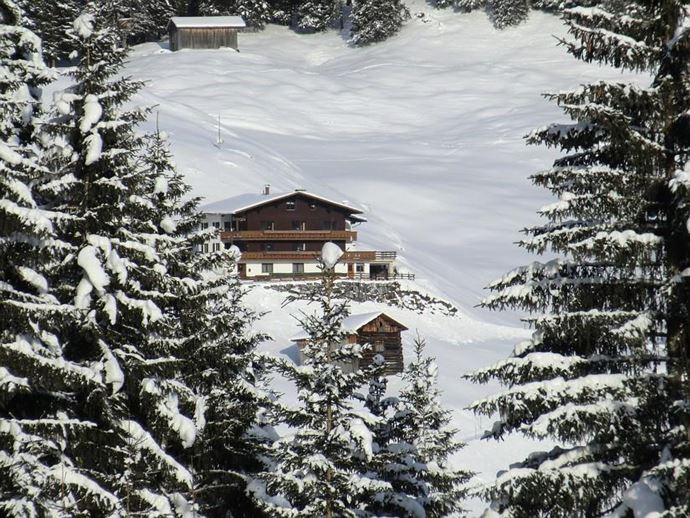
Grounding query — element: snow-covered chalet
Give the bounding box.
[199,187,401,280]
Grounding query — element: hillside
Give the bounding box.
[105,5,637,513]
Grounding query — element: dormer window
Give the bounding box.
[286,200,296,211]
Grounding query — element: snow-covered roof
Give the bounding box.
[292,312,407,341]
[169,16,246,29]
[200,190,365,217]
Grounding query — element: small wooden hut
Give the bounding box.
[168,16,246,51]
[293,312,407,375]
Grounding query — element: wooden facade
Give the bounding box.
[356,314,407,374]
[294,313,407,375]
[226,192,359,253]
[168,17,245,51]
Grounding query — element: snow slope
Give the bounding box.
[104,4,640,513]
[126,6,631,320]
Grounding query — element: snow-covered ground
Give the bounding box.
[104,4,637,513]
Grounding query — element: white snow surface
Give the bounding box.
[50,4,649,513]
[170,16,246,28]
[200,189,364,215]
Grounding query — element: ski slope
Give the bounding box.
[115,4,638,513]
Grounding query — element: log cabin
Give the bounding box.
[292,312,407,375]
[168,16,246,51]
[199,187,402,280]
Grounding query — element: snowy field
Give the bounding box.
[93,4,639,513]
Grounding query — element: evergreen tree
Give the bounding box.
[40,5,208,512]
[469,0,690,515]
[138,130,274,516]
[455,0,486,13]
[432,0,457,8]
[296,0,339,32]
[115,0,177,44]
[0,2,117,514]
[385,337,470,517]
[251,245,387,517]
[350,0,409,46]
[198,0,272,29]
[486,0,529,29]
[267,0,295,25]
[17,0,83,65]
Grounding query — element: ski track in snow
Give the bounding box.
[44,4,647,514]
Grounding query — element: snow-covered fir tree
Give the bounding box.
[198,0,272,29]
[296,0,339,32]
[364,349,470,517]
[37,5,211,512]
[136,130,274,516]
[0,2,112,514]
[267,0,295,25]
[251,243,388,517]
[387,336,470,517]
[16,0,82,65]
[468,1,690,515]
[486,0,529,29]
[350,0,409,46]
[112,0,178,44]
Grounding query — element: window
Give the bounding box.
[262,243,273,251]
[224,221,232,231]
[292,220,306,231]
[261,221,274,231]
[293,263,304,274]
[322,220,333,230]
[203,243,209,253]
[213,243,221,252]
[261,263,273,274]
[293,242,306,251]
[374,341,385,353]
[201,222,209,230]
[286,200,296,211]
[356,263,365,273]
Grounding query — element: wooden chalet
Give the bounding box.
[293,312,407,375]
[199,187,401,280]
[168,16,246,51]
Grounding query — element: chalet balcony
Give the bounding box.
[219,230,357,242]
[239,250,397,262]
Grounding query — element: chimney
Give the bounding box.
[263,184,270,195]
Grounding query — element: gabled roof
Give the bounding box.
[200,190,365,217]
[292,312,407,341]
[169,16,246,29]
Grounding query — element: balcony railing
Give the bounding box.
[219,230,357,242]
[238,251,397,262]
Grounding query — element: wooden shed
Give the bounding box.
[168,16,246,51]
[293,312,408,375]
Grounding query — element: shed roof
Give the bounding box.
[292,312,407,341]
[169,16,246,29]
[200,190,366,218]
